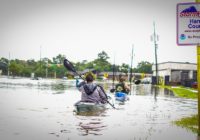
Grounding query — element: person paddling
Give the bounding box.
[115,75,130,94]
[77,72,108,104]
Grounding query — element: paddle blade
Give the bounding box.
[134,79,141,85]
[110,88,115,93]
[63,59,76,72]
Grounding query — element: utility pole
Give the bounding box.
[112,53,116,89]
[7,52,10,78]
[129,45,134,94]
[46,61,48,78]
[44,58,48,78]
[40,46,42,77]
[151,21,159,85]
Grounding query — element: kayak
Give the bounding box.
[115,92,129,102]
[74,101,107,113]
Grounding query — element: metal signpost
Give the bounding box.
[177,1,200,131]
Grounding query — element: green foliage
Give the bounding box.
[93,51,111,71]
[0,57,8,74]
[0,57,9,64]
[172,87,197,99]
[173,114,199,134]
[158,85,198,99]
[97,51,110,61]
[135,61,153,73]
[120,63,129,73]
[9,61,22,76]
[0,51,153,78]
[172,88,198,99]
[53,54,66,64]
[56,65,66,78]
[22,67,32,77]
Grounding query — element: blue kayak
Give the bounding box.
[115,92,129,102]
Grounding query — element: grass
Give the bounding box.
[173,114,199,134]
[157,85,198,99]
[171,87,197,99]
[158,85,198,133]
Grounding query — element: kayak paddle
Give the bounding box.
[63,59,85,80]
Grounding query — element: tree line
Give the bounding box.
[0,51,153,78]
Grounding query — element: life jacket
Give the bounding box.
[115,82,128,93]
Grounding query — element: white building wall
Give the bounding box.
[157,70,168,77]
[152,62,197,82]
[153,69,171,76]
[152,62,197,71]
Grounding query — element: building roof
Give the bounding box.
[152,61,197,71]
[156,61,196,65]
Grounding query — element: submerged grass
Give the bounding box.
[157,85,198,99]
[170,87,198,99]
[173,114,199,134]
[158,85,198,133]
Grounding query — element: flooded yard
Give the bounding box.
[0,77,198,140]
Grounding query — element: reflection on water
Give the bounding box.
[0,77,198,140]
[74,101,109,136]
[0,77,78,92]
[75,109,107,116]
[76,116,107,136]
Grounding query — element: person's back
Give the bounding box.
[115,76,130,94]
[78,72,107,104]
[115,82,127,93]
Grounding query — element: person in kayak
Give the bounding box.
[115,75,130,94]
[77,72,108,104]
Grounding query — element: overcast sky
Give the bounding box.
[0,0,197,67]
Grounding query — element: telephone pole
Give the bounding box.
[129,45,134,94]
[112,52,116,89]
[151,21,159,85]
[7,52,10,78]
[40,46,42,77]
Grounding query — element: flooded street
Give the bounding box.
[0,77,198,140]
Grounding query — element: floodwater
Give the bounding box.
[0,77,198,140]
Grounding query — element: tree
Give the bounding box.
[27,59,37,67]
[75,62,85,71]
[97,51,110,61]
[0,53,154,78]
[9,61,22,76]
[120,63,129,74]
[22,67,32,77]
[94,51,111,71]
[135,61,152,73]
[0,57,9,74]
[53,54,66,64]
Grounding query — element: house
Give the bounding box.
[152,61,197,86]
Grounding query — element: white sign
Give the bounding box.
[177,3,200,45]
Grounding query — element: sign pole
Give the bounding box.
[197,0,200,134]
[198,45,200,133]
